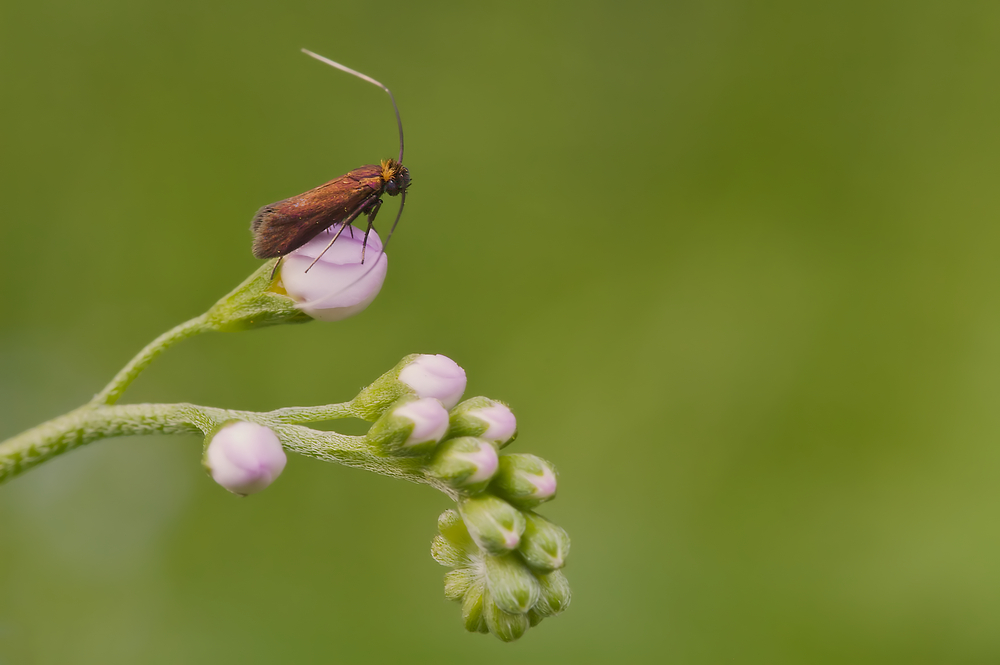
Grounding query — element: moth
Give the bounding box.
[251,49,410,271]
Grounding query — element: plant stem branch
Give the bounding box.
[0,402,456,498]
[90,315,214,406]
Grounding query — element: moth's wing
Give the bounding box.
[251,165,384,258]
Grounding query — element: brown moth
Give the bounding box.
[251,49,410,271]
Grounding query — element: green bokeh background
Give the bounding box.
[3,1,1000,662]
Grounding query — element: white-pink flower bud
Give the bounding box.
[470,403,517,445]
[427,436,500,491]
[455,441,500,483]
[393,398,451,448]
[490,454,558,509]
[526,464,557,499]
[398,354,467,409]
[204,422,287,496]
[280,224,388,322]
[446,398,518,447]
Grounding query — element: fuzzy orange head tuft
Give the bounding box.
[380,158,411,197]
[380,158,404,182]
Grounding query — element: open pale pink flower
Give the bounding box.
[281,224,388,322]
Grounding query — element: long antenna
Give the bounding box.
[382,189,407,253]
[300,48,404,163]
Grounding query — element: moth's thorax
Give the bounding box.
[380,158,411,197]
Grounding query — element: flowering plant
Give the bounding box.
[0,230,570,642]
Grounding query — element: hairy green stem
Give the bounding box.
[0,401,457,498]
[267,403,358,423]
[0,403,210,483]
[91,315,214,406]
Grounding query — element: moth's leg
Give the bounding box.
[361,199,383,264]
[327,225,355,239]
[269,257,283,281]
[306,198,377,273]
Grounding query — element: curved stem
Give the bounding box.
[90,314,214,406]
[0,402,457,498]
[0,403,211,483]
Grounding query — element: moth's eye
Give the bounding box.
[385,180,398,196]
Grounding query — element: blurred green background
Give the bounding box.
[3,1,1000,662]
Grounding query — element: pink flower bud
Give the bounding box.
[470,402,517,445]
[490,455,557,509]
[427,437,499,491]
[392,398,451,448]
[398,354,467,409]
[526,464,557,500]
[280,224,388,322]
[455,440,500,483]
[204,422,287,496]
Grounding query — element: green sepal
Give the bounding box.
[350,354,423,420]
[459,495,526,555]
[426,436,498,493]
[518,511,570,572]
[437,509,476,551]
[447,396,518,447]
[444,568,476,601]
[204,261,312,332]
[462,581,488,633]
[484,552,541,615]
[483,589,530,642]
[362,396,435,457]
[490,453,558,509]
[532,570,572,618]
[431,535,468,567]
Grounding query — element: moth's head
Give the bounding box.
[380,159,411,197]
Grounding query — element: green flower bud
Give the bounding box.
[459,495,526,555]
[518,512,570,572]
[462,581,488,634]
[489,454,558,509]
[483,590,530,643]
[484,552,541,615]
[426,436,499,493]
[444,568,475,601]
[363,396,449,457]
[351,354,467,420]
[530,570,572,618]
[437,509,476,550]
[434,508,569,641]
[431,535,468,567]
[447,397,518,447]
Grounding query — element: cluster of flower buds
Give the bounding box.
[432,509,570,642]
[197,353,570,641]
[355,354,571,642]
